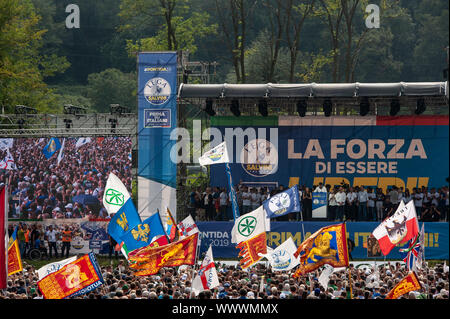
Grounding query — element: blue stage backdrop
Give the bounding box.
[196,221,449,260]
[210,115,449,192]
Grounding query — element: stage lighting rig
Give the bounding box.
[323,99,332,117]
[297,100,307,117]
[230,99,241,117]
[258,99,268,117]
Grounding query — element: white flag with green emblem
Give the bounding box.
[231,205,266,244]
[103,173,131,215]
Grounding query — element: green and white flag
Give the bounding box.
[103,172,131,215]
[231,205,266,244]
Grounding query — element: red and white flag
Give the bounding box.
[177,215,199,239]
[372,200,419,256]
[192,245,219,295]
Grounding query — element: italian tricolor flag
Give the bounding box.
[372,200,419,256]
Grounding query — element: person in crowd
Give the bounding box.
[335,187,346,222]
[302,187,312,221]
[367,187,376,221]
[357,186,368,221]
[346,187,358,222]
[45,225,59,259]
[1,259,447,300]
[328,188,337,221]
[241,186,252,215]
[61,226,72,258]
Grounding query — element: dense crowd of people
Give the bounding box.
[187,183,449,222]
[1,137,132,220]
[1,259,448,300]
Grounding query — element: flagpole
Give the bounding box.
[189,233,201,299]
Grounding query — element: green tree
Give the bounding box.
[0,0,69,113]
[86,68,137,113]
[119,0,217,56]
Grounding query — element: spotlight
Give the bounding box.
[64,104,87,115]
[323,99,332,117]
[258,99,268,117]
[415,98,426,115]
[63,119,72,130]
[390,99,400,116]
[204,99,216,116]
[17,119,25,132]
[359,97,370,116]
[109,118,117,133]
[297,100,307,117]
[230,99,241,117]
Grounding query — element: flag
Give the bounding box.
[37,252,104,299]
[198,141,230,166]
[318,264,335,289]
[400,223,425,271]
[37,256,77,280]
[262,237,300,271]
[75,137,92,149]
[103,172,132,215]
[0,138,13,151]
[263,185,301,218]
[128,233,198,276]
[7,226,23,276]
[119,212,169,251]
[42,137,61,159]
[0,186,7,289]
[192,245,220,295]
[236,232,267,269]
[0,149,17,170]
[107,199,142,245]
[231,205,266,244]
[372,200,419,256]
[177,214,199,239]
[293,223,349,278]
[225,162,240,220]
[57,138,65,166]
[385,271,422,299]
[163,207,181,242]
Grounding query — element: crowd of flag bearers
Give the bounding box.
[0,142,431,299]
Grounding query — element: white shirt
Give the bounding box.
[368,193,376,207]
[414,193,423,207]
[46,229,58,242]
[358,190,368,203]
[335,192,346,205]
[219,192,228,206]
[314,186,327,193]
[242,192,251,206]
[347,192,357,203]
[328,193,337,206]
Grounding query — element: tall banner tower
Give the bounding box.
[137,52,178,219]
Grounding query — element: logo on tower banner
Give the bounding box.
[144,77,171,105]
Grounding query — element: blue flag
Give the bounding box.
[119,212,168,251]
[107,198,142,244]
[263,185,301,218]
[225,163,240,220]
[42,138,61,159]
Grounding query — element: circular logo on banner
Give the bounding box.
[105,188,124,206]
[271,249,292,269]
[313,199,319,205]
[240,139,278,177]
[144,77,171,105]
[71,236,84,250]
[268,192,291,216]
[237,216,257,237]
